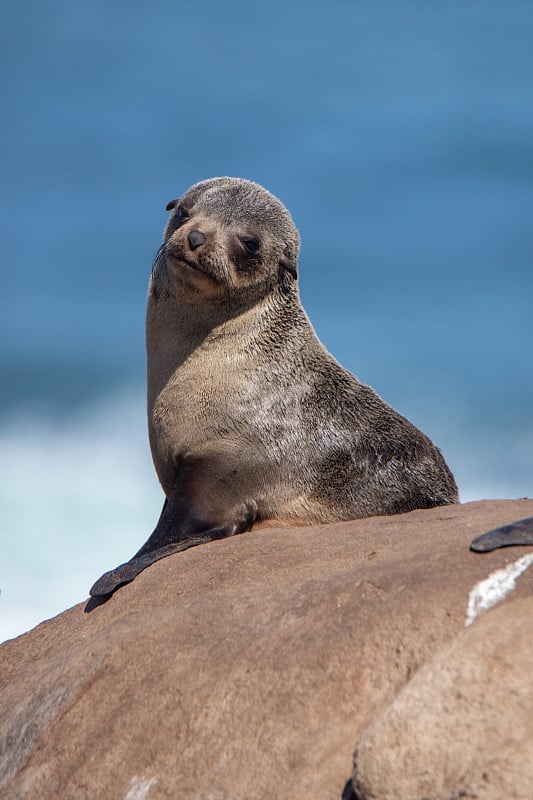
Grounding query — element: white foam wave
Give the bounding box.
[0,389,162,643]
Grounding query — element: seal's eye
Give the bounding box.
[174,204,189,225]
[240,236,260,254]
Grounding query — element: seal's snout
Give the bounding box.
[188,229,206,251]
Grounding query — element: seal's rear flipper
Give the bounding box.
[470,516,533,553]
[89,521,242,598]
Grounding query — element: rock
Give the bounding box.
[1,499,532,800]
[351,597,533,800]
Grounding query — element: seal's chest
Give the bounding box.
[151,356,248,447]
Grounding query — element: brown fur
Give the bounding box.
[90,177,458,597]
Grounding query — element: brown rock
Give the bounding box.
[351,597,533,800]
[1,499,532,800]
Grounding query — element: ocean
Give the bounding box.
[1,0,532,642]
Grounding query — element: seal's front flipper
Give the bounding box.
[89,521,243,598]
[90,538,204,597]
[470,516,533,553]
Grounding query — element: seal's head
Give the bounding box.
[158,177,300,305]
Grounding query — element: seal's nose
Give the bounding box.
[188,230,206,251]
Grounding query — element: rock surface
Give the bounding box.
[1,499,532,800]
[351,596,533,800]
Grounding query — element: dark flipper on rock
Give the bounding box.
[90,539,204,597]
[89,514,244,598]
[470,516,533,553]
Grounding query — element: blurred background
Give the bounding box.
[1,0,532,642]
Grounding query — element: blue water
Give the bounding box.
[1,0,532,641]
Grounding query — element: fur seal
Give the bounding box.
[90,177,458,598]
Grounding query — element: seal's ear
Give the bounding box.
[280,257,298,280]
[278,258,298,294]
[166,199,179,211]
[280,240,299,281]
